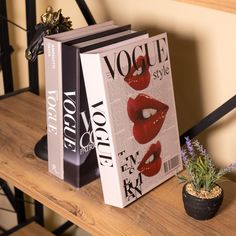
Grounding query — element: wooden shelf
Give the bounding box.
[11,222,53,236]
[0,92,236,236]
[177,0,236,14]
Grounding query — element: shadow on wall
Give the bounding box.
[133,24,204,137]
[168,32,204,134]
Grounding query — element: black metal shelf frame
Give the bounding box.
[0,0,14,94]
[25,0,39,95]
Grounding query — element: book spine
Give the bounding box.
[81,54,124,207]
[62,45,99,188]
[44,37,64,179]
[62,45,80,186]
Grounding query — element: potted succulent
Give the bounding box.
[178,137,236,220]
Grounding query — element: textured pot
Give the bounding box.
[182,184,224,220]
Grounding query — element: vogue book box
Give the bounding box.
[81,33,183,207]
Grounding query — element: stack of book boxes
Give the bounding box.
[44,21,183,208]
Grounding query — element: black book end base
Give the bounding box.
[34,134,48,161]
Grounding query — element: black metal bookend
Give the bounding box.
[34,135,48,161]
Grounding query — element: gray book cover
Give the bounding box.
[44,37,64,179]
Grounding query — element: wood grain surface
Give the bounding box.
[0,92,236,236]
[11,222,54,236]
[177,0,236,14]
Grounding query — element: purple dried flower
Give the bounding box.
[213,162,236,181]
[227,163,236,171]
[193,140,207,156]
[184,137,195,158]
[181,149,188,166]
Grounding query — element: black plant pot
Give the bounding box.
[182,183,224,220]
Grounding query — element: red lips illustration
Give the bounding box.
[127,93,169,144]
[124,56,150,90]
[138,141,162,177]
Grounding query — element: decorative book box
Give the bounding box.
[81,33,183,207]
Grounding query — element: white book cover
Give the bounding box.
[81,33,183,207]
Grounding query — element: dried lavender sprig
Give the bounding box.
[192,139,216,172]
[181,149,188,167]
[184,137,195,158]
[227,163,236,171]
[216,163,236,180]
[192,139,207,156]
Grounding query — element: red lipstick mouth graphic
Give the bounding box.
[124,56,150,90]
[127,93,169,144]
[138,141,162,177]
